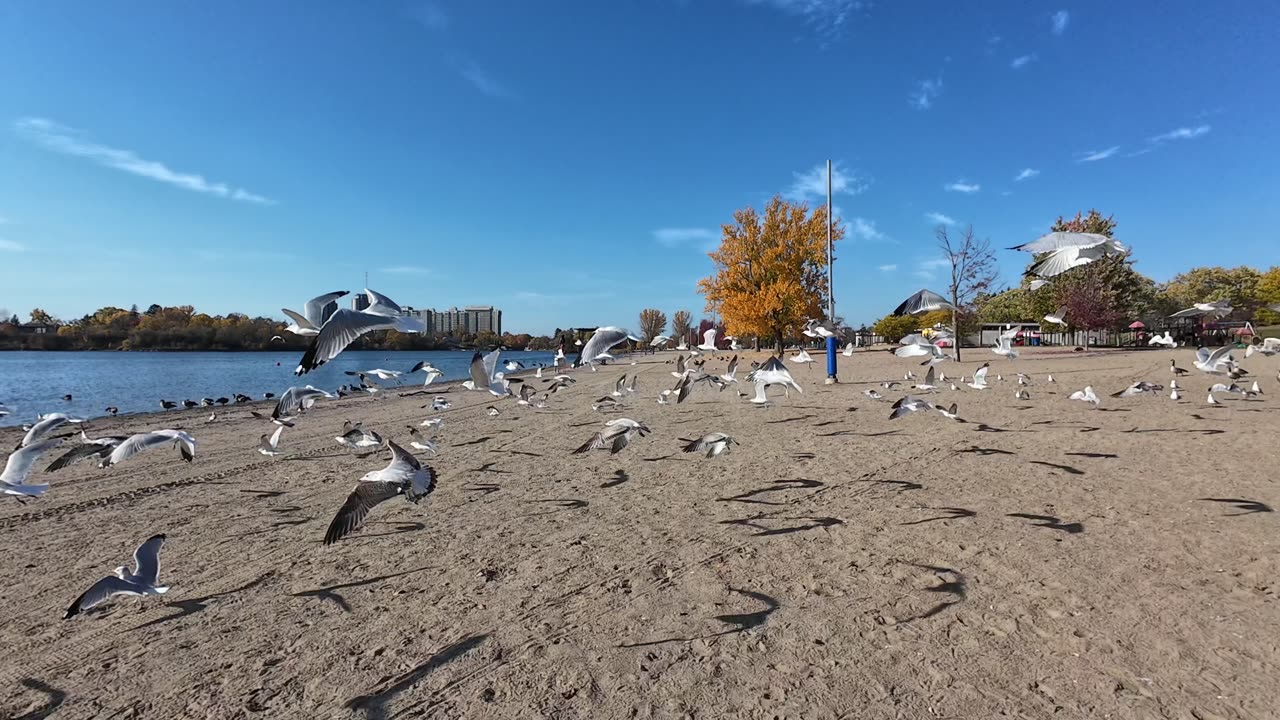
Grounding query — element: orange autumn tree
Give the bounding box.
[698,195,841,352]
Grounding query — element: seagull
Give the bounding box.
[790,348,814,367]
[593,396,621,412]
[270,385,336,425]
[573,418,650,454]
[1043,306,1068,327]
[295,289,425,374]
[728,337,742,351]
[1245,344,1278,358]
[486,406,500,417]
[406,427,438,455]
[0,402,8,417]
[659,374,694,405]
[697,328,719,351]
[745,356,803,398]
[515,383,537,406]
[2,438,64,499]
[681,433,737,458]
[420,417,443,430]
[324,442,437,544]
[64,534,169,618]
[336,422,384,450]
[1015,389,1030,400]
[717,355,740,385]
[905,371,915,381]
[1016,373,1031,386]
[914,366,937,391]
[1193,346,1236,375]
[1111,381,1164,398]
[1046,374,1055,383]
[282,290,350,336]
[206,412,217,423]
[1250,380,1263,395]
[625,373,639,394]
[670,354,692,379]
[895,334,950,365]
[612,375,628,397]
[20,413,85,448]
[409,361,444,386]
[992,330,1019,360]
[950,383,959,391]
[1170,299,1232,320]
[1014,232,1127,278]
[466,350,510,396]
[258,425,286,457]
[842,342,854,357]
[1209,382,1244,395]
[575,327,641,371]
[1149,331,1176,348]
[890,396,964,422]
[650,335,672,349]
[534,367,543,379]
[802,319,836,339]
[344,368,403,382]
[1068,386,1100,407]
[966,365,990,390]
[864,389,882,400]
[45,431,126,472]
[101,430,196,467]
[1170,388,1181,401]
[504,360,525,372]
[1207,392,1220,406]
[546,375,577,393]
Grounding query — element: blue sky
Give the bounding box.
[2,1,1277,334]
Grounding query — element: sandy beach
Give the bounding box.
[2,346,1278,719]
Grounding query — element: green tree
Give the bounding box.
[1255,267,1280,325]
[28,308,56,325]
[872,314,920,342]
[1051,209,1117,236]
[1159,266,1263,318]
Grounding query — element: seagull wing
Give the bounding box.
[2,438,64,485]
[64,575,143,619]
[468,352,490,389]
[1026,246,1086,278]
[363,288,403,315]
[1205,346,1233,367]
[21,415,70,448]
[615,375,626,394]
[282,308,317,332]
[726,355,738,377]
[323,481,404,544]
[104,430,195,467]
[132,534,166,586]
[1009,231,1113,253]
[296,309,398,375]
[45,440,118,472]
[302,291,349,326]
[576,327,634,367]
[573,431,610,454]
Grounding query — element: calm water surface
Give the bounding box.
[0,350,558,427]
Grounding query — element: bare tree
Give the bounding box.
[937,225,998,361]
[637,308,667,342]
[671,310,693,346]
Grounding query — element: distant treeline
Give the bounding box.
[0,305,554,352]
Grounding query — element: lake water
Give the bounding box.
[0,350,559,426]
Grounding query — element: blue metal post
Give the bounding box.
[826,336,837,378]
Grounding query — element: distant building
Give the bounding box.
[352,294,371,312]
[19,322,57,335]
[409,305,502,336]
[319,300,339,325]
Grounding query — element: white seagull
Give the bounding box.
[573,418,650,454]
[406,427,438,455]
[466,349,510,396]
[101,430,196,467]
[681,433,737,458]
[966,365,991,390]
[697,328,718,351]
[1043,306,1068,327]
[895,334,950,365]
[746,356,803,400]
[295,289,425,375]
[2,438,65,499]
[1068,386,1100,407]
[575,327,641,371]
[282,290,349,336]
[914,366,938,391]
[842,342,854,357]
[21,413,86,448]
[324,442,437,544]
[258,426,286,457]
[1193,346,1235,375]
[790,348,814,367]
[64,534,169,618]
[409,361,444,386]
[650,335,672,349]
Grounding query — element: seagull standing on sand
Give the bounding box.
[573,418,650,454]
[681,433,737,458]
[1068,386,1100,407]
[2,438,64,499]
[575,327,641,371]
[324,442,437,544]
[64,534,169,618]
[295,289,425,375]
[1170,388,1181,401]
[966,365,990,390]
[101,430,196,467]
[282,291,349,336]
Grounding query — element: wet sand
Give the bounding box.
[2,346,1278,719]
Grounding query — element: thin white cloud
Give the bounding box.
[944,180,980,193]
[848,217,888,243]
[0,239,23,252]
[786,161,868,201]
[14,117,275,205]
[913,257,950,281]
[877,264,897,272]
[1014,168,1040,181]
[745,0,865,41]
[410,2,448,31]
[1010,54,1036,69]
[380,265,432,275]
[653,227,718,248]
[925,212,955,226]
[459,62,511,99]
[909,78,943,110]
[1051,10,1069,35]
[1150,125,1211,143]
[1077,146,1120,162]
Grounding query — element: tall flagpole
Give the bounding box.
[825,159,838,383]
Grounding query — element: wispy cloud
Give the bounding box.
[1076,146,1120,163]
[878,264,897,272]
[1014,167,1040,181]
[1010,54,1036,69]
[1051,10,1069,35]
[745,0,865,42]
[913,257,950,281]
[14,117,275,205]
[925,212,955,226]
[458,61,511,99]
[653,227,719,248]
[909,78,943,110]
[944,180,980,193]
[1150,125,1211,143]
[848,217,889,243]
[410,2,448,31]
[380,265,432,275]
[0,239,23,252]
[786,161,868,201]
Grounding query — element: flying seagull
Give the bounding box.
[101,430,196,467]
[324,442,437,544]
[2,438,64,499]
[1193,346,1236,375]
[573,418,650,454]
[892,289,955,316]
[1111,381,1164,398]
[406,427,438,455]
[966,365,990,390]
[271,385,336,425]
[336,422,384,450]
[45,431,126,472]
[575,327,641,370]
[1170,299,1232,320]
[345,368,403,382]
[650,335,672,349]
[992,328,1019,359]
[295,289,425,374]
[681,433,737,458]
[64,534,169,618]
[1068,386,1100,407]
[895,334,950,365]
[745,356,803,400]
[20,413,85,448]
[409,361,444,386]
[1043,306,1068,327]
[802,319,836,339]
[282,290,349,336]
[914,366,938,391]
[258,425,286,457]
[1012,232,1127,279]
[465,349,509,396]
[697,328,719,351]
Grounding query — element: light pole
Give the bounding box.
[825,159,838,384]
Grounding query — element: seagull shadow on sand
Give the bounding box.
[1064,452,1118,459]
[14,679,65,720]
[817,429,902,438]
[1007,513,1084,534]
[956,446,1015,456]
[718,478,823,505]
[764,414,818,425]
[866,479,923,492]
[899,563,967,622]
[131,572,276,629]
[355,521,427,540]
[469,462,511,475]
[619,588,779,648]
[463,483,501,497]
[1029,460,1084,476]
[292,566,435,614]
[1198,498,1273,516]
[601,470,629,488]
[345,633,490,720]
[719,515,843,537]
[901,507,976,525]
[521,499,588,517]
[239,489,287,498]
[452,436,491,447]
[498,449,543,458]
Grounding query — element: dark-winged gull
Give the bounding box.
[681,433,737,458]
[64,534,168,618]
[324,441,436,544]
[572,418,649,454]
[295,289,425,375]
[892,289,955,316]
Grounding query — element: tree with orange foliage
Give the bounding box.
[698,196,840,352]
